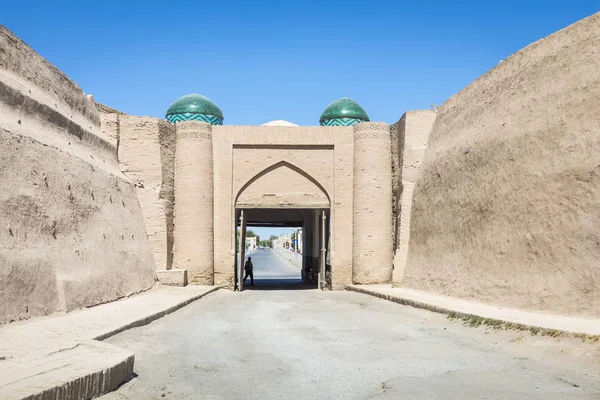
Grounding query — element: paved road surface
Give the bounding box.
[243,248,305,288]
[102,252,600,399]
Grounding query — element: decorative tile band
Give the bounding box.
[354,122,390,140]
[320,117,365,127]
[354,122,389,131]
[175,121,212,140]
[166,112,223,125]
[176,130,212,140]
[177,121,212,132]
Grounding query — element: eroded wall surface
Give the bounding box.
[97,102,123,148]
[0,26,156,323]
[98,110,176,271]
[403,13,600,317]
[117,116,175,270]
[392,111,436,284]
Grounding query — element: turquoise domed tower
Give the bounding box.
[319,97,370,126]
[165,94,224,125]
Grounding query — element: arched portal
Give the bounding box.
[234,161,331,291]
[235,161,331,209]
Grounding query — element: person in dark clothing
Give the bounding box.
[244,257,254,286]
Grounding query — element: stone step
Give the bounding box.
[0,341,134,400]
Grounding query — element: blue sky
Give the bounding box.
[247,227,291,244]
[2,1,598,126]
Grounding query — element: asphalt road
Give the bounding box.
[102,250,600,400]
[242,248,304,288]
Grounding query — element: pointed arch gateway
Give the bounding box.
[235,161,331,209]
[234,161,331,291]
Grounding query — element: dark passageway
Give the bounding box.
[235,207,329,291]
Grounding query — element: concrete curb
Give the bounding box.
[273,249,301,269]
[93,286,220,341]
[347,285,600,340]
[0,341,135,400]
[2,287,220,400]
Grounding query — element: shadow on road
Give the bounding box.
[243,278,317,291]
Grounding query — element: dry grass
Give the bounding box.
[446,311,600,342]
[347,286,600,343]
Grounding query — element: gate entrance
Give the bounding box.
[234,208,330,291]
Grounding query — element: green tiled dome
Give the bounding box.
[165,94,224,125]
[319,98,369,126]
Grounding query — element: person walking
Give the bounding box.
[243,256,254,286]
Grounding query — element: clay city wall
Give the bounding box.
[117,115,175,270]
[391,111,436,284]
[0,26,156,324]
[98,105,121,149]
[402,13,600,317]
[98,109,176,271]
